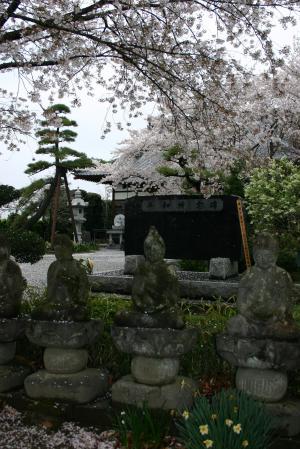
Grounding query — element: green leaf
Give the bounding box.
[47,104,71,114]
[157,166,179,177]
[20,178,48,198]
[25,161,53,174]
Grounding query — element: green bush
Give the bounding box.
[73,242,99,253]
[0,228,45,264]
[179,260,209,272]
[178,389,273,449]
[245,159,300,272]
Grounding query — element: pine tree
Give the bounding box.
[21,104,93,243]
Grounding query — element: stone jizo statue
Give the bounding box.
[115,226,183,328]
[132,226,179,313]
[33,234,89,321]
[0,234,25,318]
[113,214,125,229]
[228,232,299,339]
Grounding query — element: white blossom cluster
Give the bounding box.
[0,405,117,449]
[0,0,298,148]
[104,46,300,195]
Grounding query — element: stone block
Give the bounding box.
[26,320,103,349]
[0,365,30,392]
[43,348,88,374]
[124,255,145,275]
[0,342,16,364]
[216,333,300,371]
[131,356,179,385]
[266,399,300,437]
[226,314,300,341]
[165,259,181,272]
[209,258,238,280]
[24,368,109,404]
[0,318,25,342]
[114,310,184,329]
[236,367,288,402]
[112,375,197,410]
[111,327,198,358]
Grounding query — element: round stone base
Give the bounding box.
[24,368,109,404]
[131,356,179,386]
[112,375,197,410]
[0,342,16,364]
[236,367,288,402]
[44,348,88,374]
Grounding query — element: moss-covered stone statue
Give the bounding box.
[115,226,183,328]
[0,234,25,318]
[227,232,299,339]
[112,227,197,409]
[33,234,89,321]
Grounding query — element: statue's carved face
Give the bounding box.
[144,227,165,263]
[254,248,277,269]
[0,244,9,263]
[145,240,165,263]
[54,244,72,261]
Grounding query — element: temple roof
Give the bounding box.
[73,152,181,193]
[74,160,112,183]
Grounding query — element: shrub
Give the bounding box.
[245,159,300,271]
[1,228,45,264]
[73,242,99,253]
[179,260,209,272]
[178,389,273,449]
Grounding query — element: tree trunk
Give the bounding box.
[63,172,78,243]
[50,172,61,247]
[23,172,58,230]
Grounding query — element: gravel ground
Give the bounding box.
[20,248,125,287]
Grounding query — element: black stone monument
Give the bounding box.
[124,195,242,261]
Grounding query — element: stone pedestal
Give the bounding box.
[266,399,300,437]
[107,229,124,248]
[0,319,29,392]
[113,374,197,409]
[236,367,288,402]
[216,332,300,436]
[25,320,108,404]
[209,258,238,279]
[111,326,197,410]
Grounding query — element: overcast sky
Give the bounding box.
[0,70,153,197]
[0,18,299,198]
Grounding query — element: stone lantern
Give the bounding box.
[71,189,88,243]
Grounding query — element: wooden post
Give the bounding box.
[236,198,251,269]
[63,172,78,243]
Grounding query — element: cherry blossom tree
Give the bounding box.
[106,47,300,195]
[0,0,298,149]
